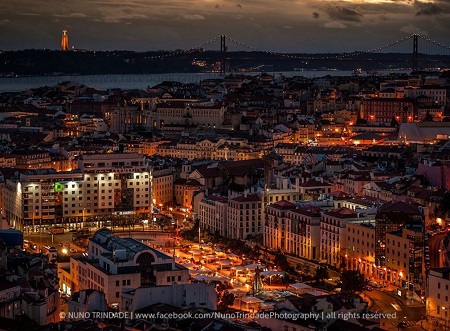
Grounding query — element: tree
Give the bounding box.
[314,265,329,285]
[340,269,366,297]
[423,110,433,122]
[439,191,450,218]
[274,251,294,273]
[218,291,235,311]
[390,116,399,127]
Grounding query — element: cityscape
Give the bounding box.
[0,11,450,330]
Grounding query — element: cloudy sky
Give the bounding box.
[0,0,449,52]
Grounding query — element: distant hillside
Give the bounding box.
[0,49,449,75]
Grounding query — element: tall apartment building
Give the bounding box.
[152,168,174,205]
[375,200,424,268]
[3,153,153,231]
[320,207,372,268]
[344,221,376,277]
[264,201,321,261]
[227,192,262,240]
[385,227,424,288]
[198,195,229,236]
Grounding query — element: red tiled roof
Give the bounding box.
[231,194,261,203]
[270,200,296,210]
[325,207,358,219]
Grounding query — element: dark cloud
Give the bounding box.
[414,0,450,16]
[312,12,319,19]
[325,5,363,22]
[237,4,242,9]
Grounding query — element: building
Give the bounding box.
[68,290,107,317]
[0,279,21,320]
[198,195,228,236]
[174,178,203,209]
[152,168,174,205]
[427,268,450,326]
[121,283,217,312]
[68,229,190,306]
[152,100,225,129]
[360,98,414,124]
[264,201,321,261]
[375,200,424,269]
[344,221,376,278]
[2,153,153,231]
[385,227,424,289]
[320,207,371,268]
[109,103,149,134]
[418,160,450,190]
[227,192,262,240]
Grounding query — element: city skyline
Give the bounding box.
[1,0,450,52]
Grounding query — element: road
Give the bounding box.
[364,288,426,331]
[24,228,173,254]
[429,233,445,269]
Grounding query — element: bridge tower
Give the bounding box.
[412,34,419,72]
[220,35,227,75]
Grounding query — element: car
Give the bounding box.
[398,321,407,328]
[364,286,373,291]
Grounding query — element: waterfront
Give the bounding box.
[0,70,411,92]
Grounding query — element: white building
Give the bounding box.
[198,195,229,236]
[68,290,107,318]
[427,268,450,325]
[70,229,190,306]
[121,283,217,312]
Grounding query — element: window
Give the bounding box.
[167,276,171,282]
[116,292,119,298]
[127,280,130,286]
[123,280,126,286]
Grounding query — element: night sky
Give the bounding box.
[1,0,449,53]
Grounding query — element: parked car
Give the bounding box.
[398,321,407,328]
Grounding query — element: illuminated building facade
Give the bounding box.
[2,154,153,231]
[360,98,415,124]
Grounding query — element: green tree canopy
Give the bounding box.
[314,265,329,285]
[340,269,366,297]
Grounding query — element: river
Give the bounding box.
[0,70,410,92]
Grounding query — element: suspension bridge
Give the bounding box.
[144,34,450,74]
